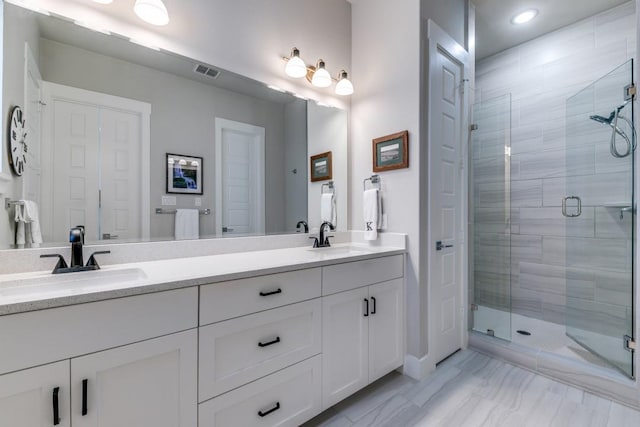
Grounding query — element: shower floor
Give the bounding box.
[472,305,624,374]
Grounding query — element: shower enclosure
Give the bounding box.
[470,60,635,378]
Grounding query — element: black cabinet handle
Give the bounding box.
[258,336,281,347]
[82,379,88,416]
[258,402,280,417]
[259,288,282,297]
[371,296,377,315]
[364,298,369,317]
[52,387,60,425]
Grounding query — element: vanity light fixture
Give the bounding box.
[511,9,538,25]
[134,0,170,26]
[283,47,354,95]
[92,0,114,4]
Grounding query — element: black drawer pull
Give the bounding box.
[371,296,377,315]
[82,379,88,416]
[258,402,280,417]
[364,298,369,317]
[53,387,60,425]
[258,336,281,347]
[259,288,282,297]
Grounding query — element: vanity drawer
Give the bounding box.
[199,268,321,325]
[0,287,198,375]
[199,299,321,401]
[322,254,404,295]
[199,355,322,427]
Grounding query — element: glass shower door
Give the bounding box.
[471,94,512,341]
[565,60,634,377]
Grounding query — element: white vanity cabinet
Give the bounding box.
[70,329,197,427]
[321,256,404,410]
[0,361,70,427]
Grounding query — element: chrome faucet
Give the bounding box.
[310,221,335,248]
[40,225,111,274]
[296,220,309,233]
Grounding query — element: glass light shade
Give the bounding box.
[92,0,113,4]
[178,159,187,165]
[285,48,307,78]
[335,71,354,95]
[134,0,170,26]
[511,9,538,25]
[311,60,332,88]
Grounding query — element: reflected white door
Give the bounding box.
[23,43,42,205]
[215,118,265,236]
[41,82,150,242]
[100,108,142,241]
[429,46,464,364]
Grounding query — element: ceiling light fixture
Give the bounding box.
[511,9,538,25]
[282,47,354,96]
[92,0,114,4]
[134,0,170,26]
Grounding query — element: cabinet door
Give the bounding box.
[71,329,197,427]
[322,287,369,410]
[368,279,404,383]
[0,361,70,427]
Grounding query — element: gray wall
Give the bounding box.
[284,100,308,232]
[474,2,635,334]
[39,38,294,240]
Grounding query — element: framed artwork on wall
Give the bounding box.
[310,151,333,182]
[166,153,203,194]
[372,130,409,172]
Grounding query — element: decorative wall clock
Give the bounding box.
[8,106,27,176]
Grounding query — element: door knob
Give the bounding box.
[436,241,453,251]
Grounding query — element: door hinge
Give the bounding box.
[470,124,478,131]
[624,334,636,352]
[624,83,636,101]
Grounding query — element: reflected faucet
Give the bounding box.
[296,220,309,233]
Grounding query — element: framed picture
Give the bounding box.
[310,151,333,182]
[166,153,203,194]
[372,130,409,172]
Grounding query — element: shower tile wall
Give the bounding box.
[474,1,635,329]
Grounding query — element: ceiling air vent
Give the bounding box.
[194,64,220,79]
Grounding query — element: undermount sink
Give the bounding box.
[0,268,147,301]
[306,245,370,256]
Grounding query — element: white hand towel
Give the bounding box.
[14,203,25,247]
[321,193,335,225]
[22,200,43,245]
[175,209,199,240]
[363,189,380,241]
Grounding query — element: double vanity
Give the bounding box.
[0,234,406,426]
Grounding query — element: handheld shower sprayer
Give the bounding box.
[589,102,636,158]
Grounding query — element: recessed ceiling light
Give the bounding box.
[511,9,538,25]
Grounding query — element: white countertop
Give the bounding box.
[0,243,405,315]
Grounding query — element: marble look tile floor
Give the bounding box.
[302,349,640,427]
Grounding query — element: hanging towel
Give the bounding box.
[22,200,43,246]
[321,193,336,226]
[175,209,199,240]
[363,188,381,241]
[14,203,26,247]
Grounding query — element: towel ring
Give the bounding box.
[322,181,335,194]
[363,175,381,191]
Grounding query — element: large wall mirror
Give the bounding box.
[2,2,347,249]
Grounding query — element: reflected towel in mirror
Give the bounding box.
[321,193,336,225]
[175,209,199,240]
[14,200,43,247]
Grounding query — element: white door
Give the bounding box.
[429,46,465,364]
[0,361,70,427]
[70,330,197,427]
[321,287,369,410]
[100,108,142,240]
[49,99,101,242]
[368,279,404,383]
[41,82,150,242]
[215,118,265,236]
[22,43,42,205]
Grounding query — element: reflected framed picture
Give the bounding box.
[310,151,333,182]
[372,130,409,172]
[166,153,203,194]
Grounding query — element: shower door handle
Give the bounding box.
[562,196,582,218]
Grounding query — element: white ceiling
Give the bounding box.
[474,0,631,59]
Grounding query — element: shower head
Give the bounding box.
[589,113,614,124]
